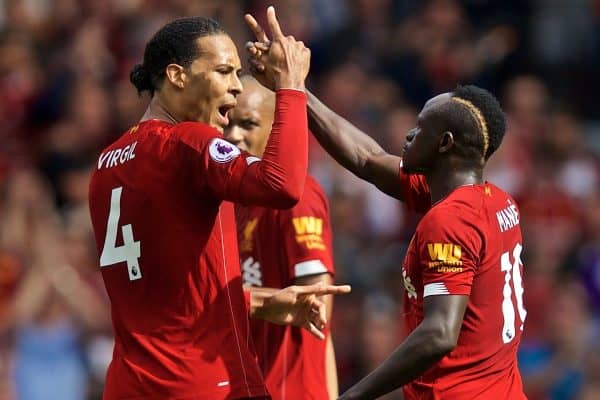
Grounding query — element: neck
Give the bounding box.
[425,163,483,205]
[140,93,184,125]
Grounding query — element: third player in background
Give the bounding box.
[226,76,338,400]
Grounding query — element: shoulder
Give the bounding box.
[302,176,329,206]
[488,182,518,205]
[170,122,243,163]
[287,175,329,214]
[418,194,484,240]
[416,203,484,263]
[275,176,330,224]
[170,122,222,150]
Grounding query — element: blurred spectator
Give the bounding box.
[1,170,109,400]
[519,281,593,400]
[578,191,600,312]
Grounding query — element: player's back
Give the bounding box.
[88,120,266,400]
[403,182,526,399]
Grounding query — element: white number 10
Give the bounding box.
[100,187,142,281]
[500,242,526,343]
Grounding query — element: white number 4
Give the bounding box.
[100,187,142,281]
[500,243,526,343]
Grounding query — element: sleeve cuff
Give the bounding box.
[276,88,308,98]
[294,259,329,278]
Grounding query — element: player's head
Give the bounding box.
[130,17,243,132]
[401,85,506,174]
[224,75,275,157]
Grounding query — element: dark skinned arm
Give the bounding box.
[338,295,468,400]
[306,91,404,201]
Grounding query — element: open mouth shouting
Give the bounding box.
[217,102,236,127]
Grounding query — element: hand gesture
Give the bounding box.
[257,283,351,339]
[244,6,310,91]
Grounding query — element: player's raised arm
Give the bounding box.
[182,7,310,209]
[306,91,406,201]
[244,7,309,91]
[244,43,405,202]
[231,6,310,208]
[244,10,406,203]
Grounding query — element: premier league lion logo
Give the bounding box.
[209,138,241,163]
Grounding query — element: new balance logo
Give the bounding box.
[242,257,262,287]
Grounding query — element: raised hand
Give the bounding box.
[253,283,351,339]
[244,6,310,91]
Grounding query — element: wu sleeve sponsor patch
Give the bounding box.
[426,242,464,272]
[415,208,483,296]
[292,216,326,250]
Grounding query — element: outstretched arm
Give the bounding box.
[247,283,350,340]
[198,7,311,209]
[339,295,468,399]
[244,13,404,202]
[307,91,404,201]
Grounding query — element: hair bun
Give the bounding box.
[130,63,153,94]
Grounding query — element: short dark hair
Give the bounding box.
[431,85,506,162]
[130,17,225,96]
[449,85,506,161]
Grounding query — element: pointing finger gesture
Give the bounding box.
[244,6,310,91]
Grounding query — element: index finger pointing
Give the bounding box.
[266,6,284,39]
[318,285,352,295]
[296,284,352,296]
[244,13,269,42]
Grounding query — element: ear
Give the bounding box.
[165,64,186,89]
[438,131,454,153]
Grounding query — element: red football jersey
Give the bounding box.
[88,90,307,400]
[399,170,527,399]
[236,176,334,400]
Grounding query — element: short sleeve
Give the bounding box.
[416,207,482,297]
[399,163,431,213]
[278,178,335,279]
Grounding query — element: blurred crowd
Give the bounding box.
[0,0,599,399]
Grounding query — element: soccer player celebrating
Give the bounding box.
[244,21,527,397]
[225,76,338,400]
[305,87,527,400]
[88,8,349,400]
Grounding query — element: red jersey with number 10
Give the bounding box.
[399,171,527,399]
[88,90,308,400]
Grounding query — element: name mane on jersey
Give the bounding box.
[496,200,520,232]
[98,142,138,170]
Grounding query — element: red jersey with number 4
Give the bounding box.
[399,171,527,400]
[88,90,308,400]
[236,176,334,400]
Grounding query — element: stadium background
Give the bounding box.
[0,0,599,399]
